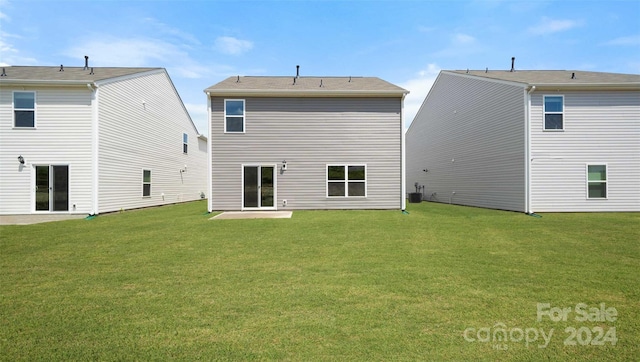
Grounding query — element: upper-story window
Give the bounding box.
[544,95,564,130]
[183,133,188,154]
[225,99,245,133]
[14,91,36,128]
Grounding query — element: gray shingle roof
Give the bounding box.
[448,70,640,87]
[205,76,408,96]
[0,66,161,83]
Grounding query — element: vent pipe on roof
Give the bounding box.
[236,75,240,83]
[510,57,515,72]
[84,56,89,70]
[349,76,352,82]
[293,77,296,85]
[1,67,6,77]
[296,65,300,78]
[90,67,94,75]
[319,79,323,87]
[571,72,576,79]
[59,65,64,72]
[485,67,488,73]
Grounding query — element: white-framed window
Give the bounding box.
[142,169,151,197]
[587,164,607,199]
[544,95,564,130]
[224,99,245,133]
[13,91,36,128]
[327,165,366,197]
[183,133,188,154]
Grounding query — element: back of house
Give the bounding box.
[406,68,640,212]
[205,73,408,211]
[0,61,207,215]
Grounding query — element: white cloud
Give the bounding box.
[528,17,580,35]
[0,31,37,66]
[65,37,178,67]
[433,32,481,58]
[453,33,475,45]
[214,36,253,55]
[605,35,640,46]
[399,63,441,129]
[184,102,209,135]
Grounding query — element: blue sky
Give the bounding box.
[1,0,639,133]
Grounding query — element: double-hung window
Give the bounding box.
[14,91,36,128]
[142,170,151,197]
[183,133,188,154]
[544,95,564,130]
[587,165,607,199]
[327,165,366,197]
[225,99,245,133]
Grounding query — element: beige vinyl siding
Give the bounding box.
[97,71,207,213]
[210,97,402,210]
[0,86,93,214]
[406,72,526,212]
[530,91,640,211]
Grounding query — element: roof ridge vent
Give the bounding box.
[59,65,64,72]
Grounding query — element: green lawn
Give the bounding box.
[1,201,638,361]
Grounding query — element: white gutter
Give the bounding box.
[206,91,213,213]
[525,85,536,214]
[88,82,99,215]
[204,89,408,98]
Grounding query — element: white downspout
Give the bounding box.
[525,85,536,214]
[401,93,407,211]
[206,91,213,213]
[88,83,99,215]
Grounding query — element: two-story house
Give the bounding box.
[406,69,640,212]
[205,74,408,211]
[0,61,208,215]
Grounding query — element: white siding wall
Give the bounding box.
[406,72,527,212]
[210,97,403,210]
[530,91,640,211]
[97,71,207,213]
[0,86,93,214]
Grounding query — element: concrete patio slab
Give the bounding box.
[210,211,293,220]
[0,214,87,225]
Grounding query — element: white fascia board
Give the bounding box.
[205,89,408,98]
[530,83,640,91]
[0,79,93,87]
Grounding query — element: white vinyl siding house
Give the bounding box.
[406,72,526,212]
[529,90,640,211]
[406,69,640,213]
[0,64,208,215]
[205,76,408,211]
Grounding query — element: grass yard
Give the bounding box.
[1,200,638,361]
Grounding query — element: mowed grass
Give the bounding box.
[1,200,638,361]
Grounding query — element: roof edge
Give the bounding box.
[204,89,408,97]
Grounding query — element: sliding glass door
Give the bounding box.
[35,165,69,212]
